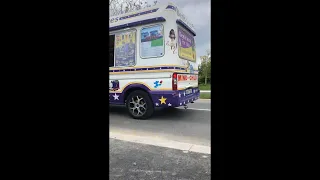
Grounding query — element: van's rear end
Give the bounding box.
[170,72,200,107]
[148,71,200,108]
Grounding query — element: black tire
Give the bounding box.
[126,90,154,119]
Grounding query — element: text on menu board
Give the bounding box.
[179,31,192,47]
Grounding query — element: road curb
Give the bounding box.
[200,90,211,93]
[110,131,211,154]
[199,91,211,100]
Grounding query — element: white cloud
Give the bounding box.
[198,42,211,54]
[156,0,211,30]
[196,42,211,65]
[177,2,210,30]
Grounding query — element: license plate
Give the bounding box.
[185,89,193,95]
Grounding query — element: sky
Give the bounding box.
[150,0,211,65]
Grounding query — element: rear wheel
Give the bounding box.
[126,90,154,119]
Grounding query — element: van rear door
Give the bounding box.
[176,73,198,91]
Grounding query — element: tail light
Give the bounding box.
[172,73,177,90]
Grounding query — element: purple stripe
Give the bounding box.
[109,87,200,108]
[110,17,165,31]
[109,66,186,73]
[165,5,176,10]
[176,19,196,36]
[119,8,159,20]
[122,84,151,98]
[149,91,175,95]
[150,88,200,107]
[160,67,169,69]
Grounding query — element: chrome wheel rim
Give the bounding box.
[129,95,147,116]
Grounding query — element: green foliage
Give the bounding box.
[198,50,211,85]
[199,84,211,90]
[200,93,211,99]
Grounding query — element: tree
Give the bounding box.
[109,0,158,16]
[199,50,211,85]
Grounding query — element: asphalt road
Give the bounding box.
[110,138,211,180]
[109,99,211,146]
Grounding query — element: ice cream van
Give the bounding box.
[109,2,200,119]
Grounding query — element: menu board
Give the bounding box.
[140,25,164,58]
[178,27,196,61]
[114,30,136,66]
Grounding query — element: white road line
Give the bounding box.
[197,99,211,101]
[186,108,211,111]
[110,131,211,154]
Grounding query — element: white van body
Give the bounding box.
[109,2,200,119]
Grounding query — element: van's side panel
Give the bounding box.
[109,70,200,107]
[109,3,200,108]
